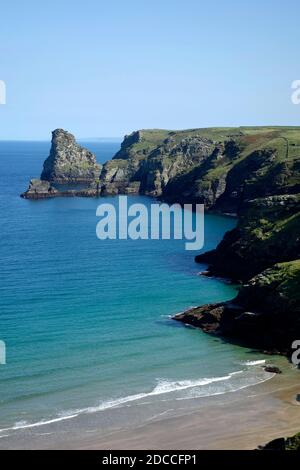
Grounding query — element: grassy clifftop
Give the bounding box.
[114,126,300,162]
[108,126,300,210]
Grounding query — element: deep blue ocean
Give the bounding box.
[0,140,272,447]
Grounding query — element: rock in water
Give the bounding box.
[41,129,101,183]
[264,366,282,374]
[21,179,58,199]
[173,260,300,355]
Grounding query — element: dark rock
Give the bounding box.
[258,432,300,450]
[173,261,300,354]
[264,366,282,374]
[195,194,300,282]
[258,437,286,450]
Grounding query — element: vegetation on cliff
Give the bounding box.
[259,432,300,450]
[174,260,300,353]
[101,126,300,210]
[41,129,102,183]
[21,126,300,354]
[196,195,300,281]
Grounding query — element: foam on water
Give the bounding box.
[240,360,266,366]
[0,366,274,434]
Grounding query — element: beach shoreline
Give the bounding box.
[74,368,299,451]
[0,351,299,450]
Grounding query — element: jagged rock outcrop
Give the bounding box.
[99,159,141,195]
[21,179,59,199]
[113,130,145,159]
[174,260,300,354]
[41,129,102,183]
[21,179,100,199]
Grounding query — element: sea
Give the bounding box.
[0,140,274,448]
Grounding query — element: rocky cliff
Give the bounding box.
[174,260,300,354]
[41,129,101,183]
[22,126,300,210]
[98,126,299,355]
[21,126,300,355]
[98,127,300,210]
[99,129,217,197]
[196,194,300,281]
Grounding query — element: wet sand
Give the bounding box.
[76,371,300,450]
[1,363,299,450]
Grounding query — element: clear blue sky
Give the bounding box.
[0,0,300,140]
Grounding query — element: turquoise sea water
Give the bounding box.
[0,141,273,447]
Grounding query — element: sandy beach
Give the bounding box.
[0,359,299,450]
[75,367,300,450]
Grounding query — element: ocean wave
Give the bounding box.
[0,369,273,434]
[0,413,80,432]
[151,372,241,395]
[176,371,274,400]
[240,359,266,366]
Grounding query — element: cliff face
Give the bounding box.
[174,260,300,354]
[22,126,300,212]
[22,128,300,285]
[98,127,300,213]
[99,126,299,355]
[41,129,102,183]
[99,130,216,197]
[196,194,300,281]
[21,126,300,354]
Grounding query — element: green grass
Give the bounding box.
[286,432,300,450]
[257,260,300,307]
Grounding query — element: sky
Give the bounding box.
[0,0,300,140]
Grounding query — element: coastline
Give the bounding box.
[2,358,299,450]
[5,128,300,450]
[75,364,300,451]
